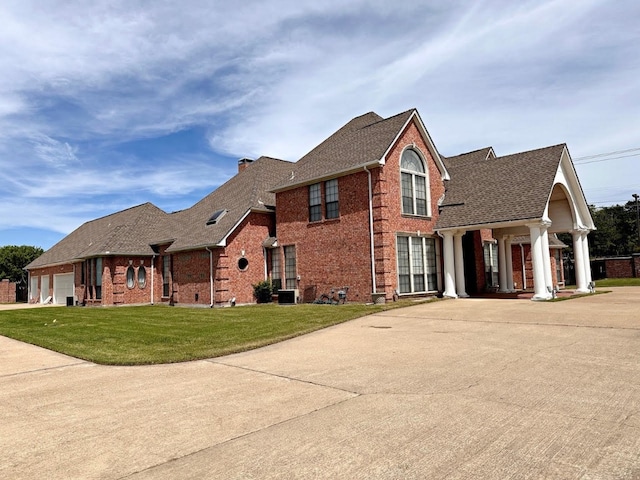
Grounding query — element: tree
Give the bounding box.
[0,245,44,283]
[588,201,639,257]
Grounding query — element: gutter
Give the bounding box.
[365,166,377,294]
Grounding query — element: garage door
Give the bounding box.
[53,273,74,305]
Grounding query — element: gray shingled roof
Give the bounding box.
[273,109,416,191]
[436,144,566,230]
[26,203,169,269]
[165,156,293,252]
[442,147,495,169]
[27,157,293,267]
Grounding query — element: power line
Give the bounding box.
[573,146,640,161]
[574,152,640,165]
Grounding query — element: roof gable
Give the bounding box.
[273,109,449,191]
[436,144,566,230]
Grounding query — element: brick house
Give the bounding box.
[26,108,595,305]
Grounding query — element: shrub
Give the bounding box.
[252,280,273,303]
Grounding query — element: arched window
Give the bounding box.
[400,149,430,216]
[126,266,135,289]
[138,266,146,289]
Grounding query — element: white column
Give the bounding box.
[582,232,593,287]
[572,229,588,293]
[442,231,457,298]
[498,236,508,292]
[454,231,468,298]
[529,224,551,300]
[541,226,553,290]
[505,236,515,292]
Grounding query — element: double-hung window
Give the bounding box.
[397,236,438,294]
[271,249,282,292]
[162,255,171,297]
[284,246,297,289]
[400,149,430,216]
[325,179,339,219]
[309,183,322,222]
[309,179,339,222]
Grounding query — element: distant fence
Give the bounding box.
[591,254,640,280]
[0,279,17,303]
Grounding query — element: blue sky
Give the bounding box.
[1,0,639,250]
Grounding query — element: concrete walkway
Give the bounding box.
[1,287,639,479]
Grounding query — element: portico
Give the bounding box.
[436,144,595,300]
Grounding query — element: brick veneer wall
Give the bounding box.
[171,212,275,306]
[0,279,16,303]
[510,243,563,290]
[276,119,447,302]
[603,258,634,278]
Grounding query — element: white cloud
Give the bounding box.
[0,0,639,245]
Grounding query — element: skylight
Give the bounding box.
[206,209,227,225]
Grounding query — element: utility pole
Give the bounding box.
[633,193,640,245]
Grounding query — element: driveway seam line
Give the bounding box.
[379,314,640,330]
[0,361,89,379]
[207,359,361,396]
[116,394,360,480]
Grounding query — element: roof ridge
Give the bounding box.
[358,108,415,131]
[494,143,566,160]
[82,202,164,224]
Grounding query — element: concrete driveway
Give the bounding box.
[1,288,639,479]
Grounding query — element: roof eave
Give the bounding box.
[436,217,544,233]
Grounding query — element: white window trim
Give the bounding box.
[400,146,431,217]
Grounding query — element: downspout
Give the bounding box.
[73,263,76,305]
[520,244,526,290]
[365,166,377,294]
[205,247,214,308]
[263,247,268,280]
[150,255,156,305]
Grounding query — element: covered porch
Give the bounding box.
[436,145,595,301]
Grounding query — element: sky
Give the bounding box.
[1,0,639,250]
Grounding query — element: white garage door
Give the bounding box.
[40,276,49,304]
[53,273,74,305]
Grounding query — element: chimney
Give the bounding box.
[238,158,254,173]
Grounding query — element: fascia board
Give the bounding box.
[380,110,450,181]
[216,209,252,247]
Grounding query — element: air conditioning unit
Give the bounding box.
[278,289,299,304]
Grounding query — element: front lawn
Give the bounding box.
[0,301,422,365]
[593,278,640,287]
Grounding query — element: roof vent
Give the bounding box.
[206,209,227,226]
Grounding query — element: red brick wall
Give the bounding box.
[510,244,563,290]
[603,258,634,278]
[276,118,447,302]
[171,212,274,306]
[276,172,372,302]
[0,279,16,303]
[374,121,446,299]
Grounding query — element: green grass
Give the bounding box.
[0,301,431,365]
[593,278,640,287]
[546,290,610,302]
